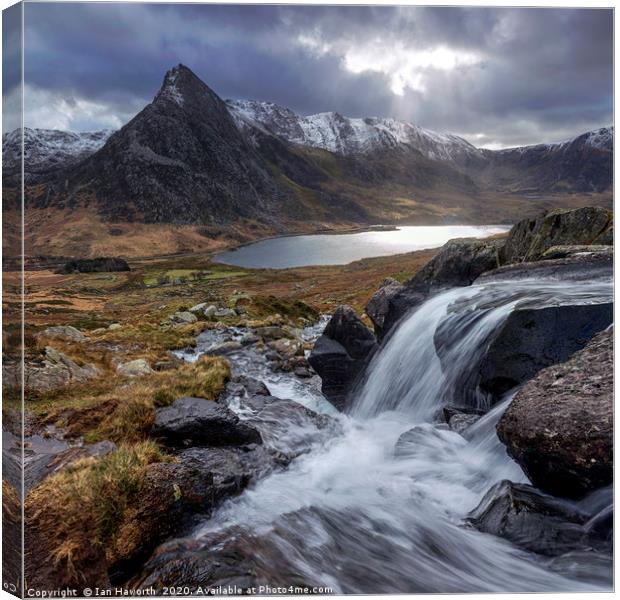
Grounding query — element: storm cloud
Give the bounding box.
[5,3,613,148]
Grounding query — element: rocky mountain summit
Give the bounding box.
[5,64,613,232]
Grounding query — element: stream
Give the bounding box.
[141,274,613,593]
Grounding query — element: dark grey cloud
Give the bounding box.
[7,3,612,147]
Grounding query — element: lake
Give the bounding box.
[214,225,511,269]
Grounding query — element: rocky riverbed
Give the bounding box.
[5,206,614,593]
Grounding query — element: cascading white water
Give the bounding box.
[141,275,613,593]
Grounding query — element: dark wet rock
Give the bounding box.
[501,206,613,264]
[24,440,117,493]
[467,480,593,556]
[4,432,117,493]
[226,375,271,399]
[152,397,262,448]
[308,305,377,410]
[130,524,315,593]
[55,256,130,274]
[177,445,289,507]
[479,303,612,400]
[371,238,503,338]
[436,301,612,406]
[497,327,612,499]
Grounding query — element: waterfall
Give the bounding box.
[353,277,613,419]
[138,274,613,593]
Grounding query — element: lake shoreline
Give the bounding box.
[213,224,512,270]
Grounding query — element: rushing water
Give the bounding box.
[214,225,510,268]
[142,274,612,593]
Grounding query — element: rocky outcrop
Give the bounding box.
[467,480,609,556]
[38,325,87,342]
[477,248,612,283]
[501,206,612,264]
[308,305,377,410]
[541,244,613,260]
[367,238,502,337]
[151,397,262,448]
[497,327,612,498]
[9,346,100,392]
[55,256,130,274]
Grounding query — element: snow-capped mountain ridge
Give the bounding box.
[226,99,482,162]
[2,127,114,183]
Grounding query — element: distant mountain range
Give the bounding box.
[3,64,613,230]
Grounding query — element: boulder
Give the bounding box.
[365,278,404,337]
[369,238,502,338]
[117,358,154,377]
[497,327,612,498]
[467,480,592,556]
[188,302,208,314]
[151,397,262,448]
[501,206,613,264]
[308,305,377,410]
[169,311,198,324]
[23,347,99,392]
[214,308,236,318]
[435,301,612,405]
[203,305,218,318]
[108,323,122,331]
[479,303,612,401]
[267,338,304,359]
[38,325,87,342]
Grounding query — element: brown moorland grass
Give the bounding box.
[25,355,230,443]
[26,441,168,582]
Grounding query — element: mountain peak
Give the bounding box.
[155,63,209,107]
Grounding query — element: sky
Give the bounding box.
[2,3,613,148]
